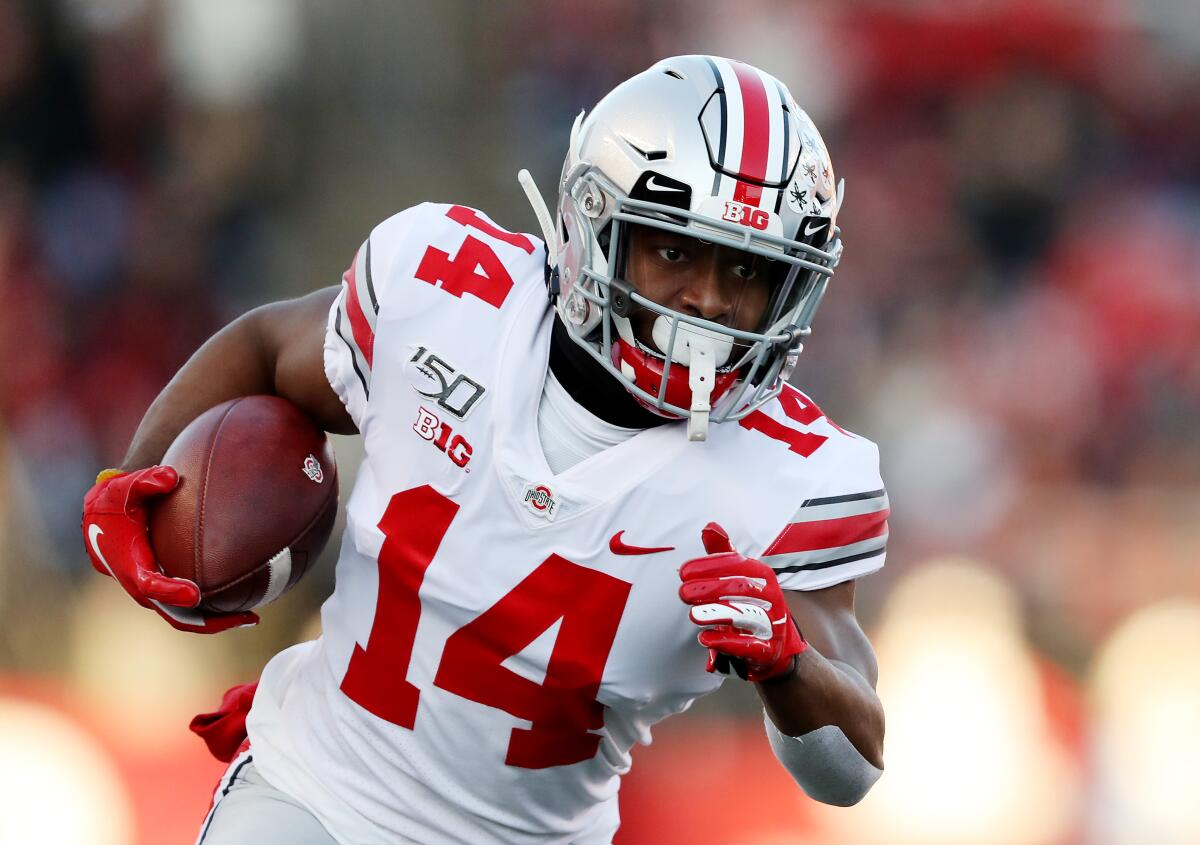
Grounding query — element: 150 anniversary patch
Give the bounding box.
[404,345,486,419]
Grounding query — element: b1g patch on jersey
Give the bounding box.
[404,345,486,419]
[413,406,474,470]
[520,482,559,520]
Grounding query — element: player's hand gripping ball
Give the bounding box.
[678,522,807,682]
[82,466,258,634]
[82,396,338,633]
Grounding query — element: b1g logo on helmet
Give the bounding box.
[404,345,486,419]
[721,201,771,231]
[520,482,558,520]
[301,454,324,483]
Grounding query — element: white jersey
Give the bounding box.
[246,203,889,845]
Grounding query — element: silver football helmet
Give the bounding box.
[520,55,843,440]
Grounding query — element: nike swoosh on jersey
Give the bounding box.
[609,531,676,556]
[87,523,117,577]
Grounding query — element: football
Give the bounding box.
[149,395,338,613]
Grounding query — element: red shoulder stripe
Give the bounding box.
[765,508,890,557]
[343,258,375,368]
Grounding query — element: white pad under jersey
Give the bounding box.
[536,369,640,474]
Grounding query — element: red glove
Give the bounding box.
[190,682,258,762]
[678,522,807,683]
[82,467,258,634]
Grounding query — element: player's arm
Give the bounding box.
[754,582,884,802]
[121,286,353,472]
[83,286,351,633]
[679,524,884,805]
[760,582,882,761]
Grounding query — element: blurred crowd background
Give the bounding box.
[1,1,1198,843]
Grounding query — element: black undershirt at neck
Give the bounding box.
[548,318,671,430]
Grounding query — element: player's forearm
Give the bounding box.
[120,311,277,471]
[756,646,885,769]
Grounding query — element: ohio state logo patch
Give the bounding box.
[302,454,324,483]
[521,482,558,520]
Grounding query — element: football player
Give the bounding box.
[83,56,888,844]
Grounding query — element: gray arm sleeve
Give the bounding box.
[764,712,883,806]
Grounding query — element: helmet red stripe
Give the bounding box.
[733,179,763,206]
[730,62,771,205]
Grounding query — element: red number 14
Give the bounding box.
[340,486,632,769]
[413,206,534,309]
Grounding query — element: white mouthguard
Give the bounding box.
[651,316,734,367]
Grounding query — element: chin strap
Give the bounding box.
[686,336,716,441]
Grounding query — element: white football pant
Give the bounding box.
[196,752,339,845]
